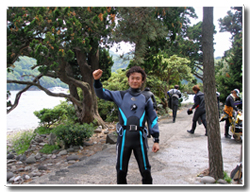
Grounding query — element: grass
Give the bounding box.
[223,171,232,183]
[7,129,34,155]
[40,144,60,154]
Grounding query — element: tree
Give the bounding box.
[7,7,116,126]
[150,54,193,111]
[216,7,242,102]
[202,7,223,180]
[112,7,197,67]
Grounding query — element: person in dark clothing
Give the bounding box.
[167,85,182,123]
[222,89,240,138]
[93,66,160,184]
[187,85,207,136]
[142,87,157,138]
[143,87,157,110]
[216,89,221,118]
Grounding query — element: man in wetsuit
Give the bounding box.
[187,85,207,136]
[167,85,182,123]
[93,66,160,184]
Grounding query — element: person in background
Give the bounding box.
[216,89,221,118]
[142,87,157,138]
[167,85,182,123]
[93,66,160,184]
[222,89,240,138]
[187,85,207,136]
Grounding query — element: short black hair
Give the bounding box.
[126,66,146,81]
[174,85,179,89]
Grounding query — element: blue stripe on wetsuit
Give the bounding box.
[119,108,127,126]
[152,117,158,129]
[139,131,147,170]
[120,129,126,170]
[139,111,146,127]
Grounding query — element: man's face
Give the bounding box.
[128,72,144,89]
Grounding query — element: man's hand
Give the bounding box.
[152,143,159,153]
[93,69,103,80]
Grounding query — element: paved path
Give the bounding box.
[29,106,242,185]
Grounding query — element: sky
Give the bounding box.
[110,6,233,58]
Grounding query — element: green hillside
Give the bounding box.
[7,56,69,90]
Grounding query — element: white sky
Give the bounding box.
[110,7,234,58]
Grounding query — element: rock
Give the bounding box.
[7,153,15,159]
[38,165,48,170]
[48,133,57,145]
[106,132,117,144]
[16,161,23,165]
[58,150,68,156]
[7,159,16,164]
[200,176,216,184]
[40,134,47,138]
[217,179,228,184]
[67,148,75,152]
[14,176,22,182]
[94,127,102,133]
[7,172,14,181]
[19,155,27,162]
[39,142,47,146]
[52,149,60,154]
[24,166,32,171]
[67,160,77,164]
[23,174,30,180]
[25,156,36,164]
[18,168,25,172]
[31,170,42,177]
[8,177,15,182]
[35,152,42,160]
[66,155,79,161]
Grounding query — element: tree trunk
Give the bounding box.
[202,7,224,180]
[73,49,106,127]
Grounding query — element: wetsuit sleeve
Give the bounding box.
[146,98,159,142]
[192,94,200,109]
[94,79,120,102]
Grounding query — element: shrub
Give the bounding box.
[34,126,53,135]
[54,123,95,147]
[98,99,119,122]
[34,107,67,128]
[7,130,34,155]
[33,101,78,128]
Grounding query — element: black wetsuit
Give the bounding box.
[167,89,181,122]
[190,91,207,134]
[94,80,159,184]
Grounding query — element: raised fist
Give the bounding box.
[92,69,103,80]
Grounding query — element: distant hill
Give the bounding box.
[215,56,222,60]
[109,50,131,72]
[7,56,68,90]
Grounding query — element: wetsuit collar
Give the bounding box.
[129,87,141,96]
